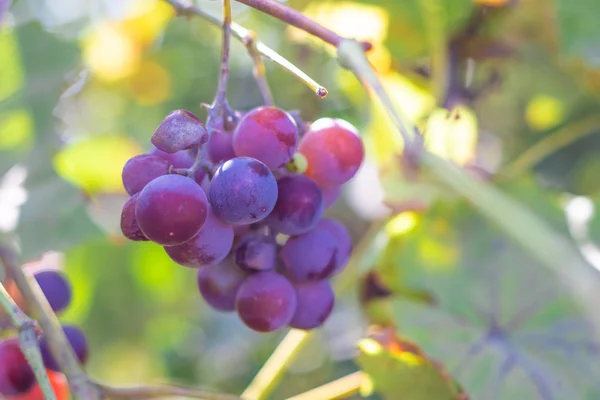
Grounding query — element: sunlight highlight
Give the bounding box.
[385,212,419,237]
[525,95,564,131]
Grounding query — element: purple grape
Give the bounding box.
[39,325,89,371]
[164,206,234,268]
[136,174,208,245]
[317,218,352,274]
[281,226,338,282]
[290,280,335,330]
[235,234,276,272]
[0,339,35,396]
[235,272,297,332]
[321,185,341,208]
[197,258,249,311]
[34,270,72,314]
[120,193,148,241]
[266,174,323,235]
[121,154,169,195]
[299,118,364,187]
[150,146,195,168]
[207,131,236,163]
[151,109,208,153]
[209,157,278,225]
[232,106,299,170]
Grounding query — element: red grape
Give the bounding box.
[207,131,236,164]
[39,325,88,372]
[151,110,207,153]
[136,174,208,245]
[164,206,234,268]
[120,193,148,241]
[233,106,298,170]
[121,154,169,195]
[281,226,338,282]
[197,258,249,311]
[8,370,69,400]
[34,270,72,314]
[0,339,35,396]
[299,118,364,187]
[209,157,278,225]
[150,146,195,168]
[290,280,334,330]
[235,272,297,332]
[265,174,323,235]
[321,185,342,208]
[235,234,276,272]
[317,218,352,274]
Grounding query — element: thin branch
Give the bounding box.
[0,267,56,400]
[0,246,102,400]
[234,0,372,51]
[163,0,327,98]
[97,382,241,400]
[213,0,232,110]
[284,371,364,400]
[242,31,274,105]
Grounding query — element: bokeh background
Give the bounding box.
[2,0,600,398]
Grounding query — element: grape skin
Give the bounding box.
[321,185,342,208]
[266,174,324,235]
[281,226,338,282]
[317,218,352,274]
[150,146,195,168]
[299,118,364,187]
[151,109,207,153]
[34,270,72,314]
[0,339,34,396]
[164,206,234,268]
[136,174,208,246]
[290,280,335,330]
[39,325,88,372]
[207,131,236,164]
[235,234,276,272]
[233,106,298,170]
[197,258,249,311]
[120,193,148,241]
[121,154,169,196]
[209,157,278,225]
[235,272,297,332]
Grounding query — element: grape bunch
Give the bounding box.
[120,106,364,333]
[0,270,89,399]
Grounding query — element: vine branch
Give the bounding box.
[285,371,364,400]
[96,382,241,400]
[0,251,56,400]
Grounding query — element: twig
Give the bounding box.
[242,31,274,105]
[284,371,364,400]
[97,382,241,400]
[213,0,232,112]
[501,114,600,180]
[0,259,56,400]
[163,0,327,98]
[233,0,371,51]
[0,246,102,400]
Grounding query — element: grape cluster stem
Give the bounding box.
[0,247,57,400]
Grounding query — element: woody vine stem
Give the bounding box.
[2,0,431,399]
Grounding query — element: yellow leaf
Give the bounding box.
[0,109,33,150]
[120,0,174,48]
[127,59,172,106]
[525,95,564,132]
[0,28,24,101]
[424,106,478,166]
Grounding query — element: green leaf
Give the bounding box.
[556,0,600,66]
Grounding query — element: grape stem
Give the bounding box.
[96,381,242,400]
[243,31,274,105]
[163,0,328,98]
[233,0,372,51]
[0,249,56,400]
[284,371,364,400]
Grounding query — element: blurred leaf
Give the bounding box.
[356,327,464,399]
[556,0,600,67]
[0,27,24,101]
[384,180,600,398]
[424,106,478,166]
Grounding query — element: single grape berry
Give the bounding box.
[299,118,364,187]
[120,193,148,241]
[121,154,169,195]
[209,157,278,225]
[0,339,35,396]
[150,146,195,168]
[266,174,324,235]
[235,272,297,332]
[207,131,236,163]
[136,174,208,245]
[233,106,298,170]
[317,218,352,274]
[39,325,89,372]
[151,110,208,153]
[9,370,69,400]
[321,185,342,208]
[33,270,72,314]
[281,226,338,282]
[165,206,234,268]
[197,258,249,311]
[290,280,335,330]
[235,234,276,272]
